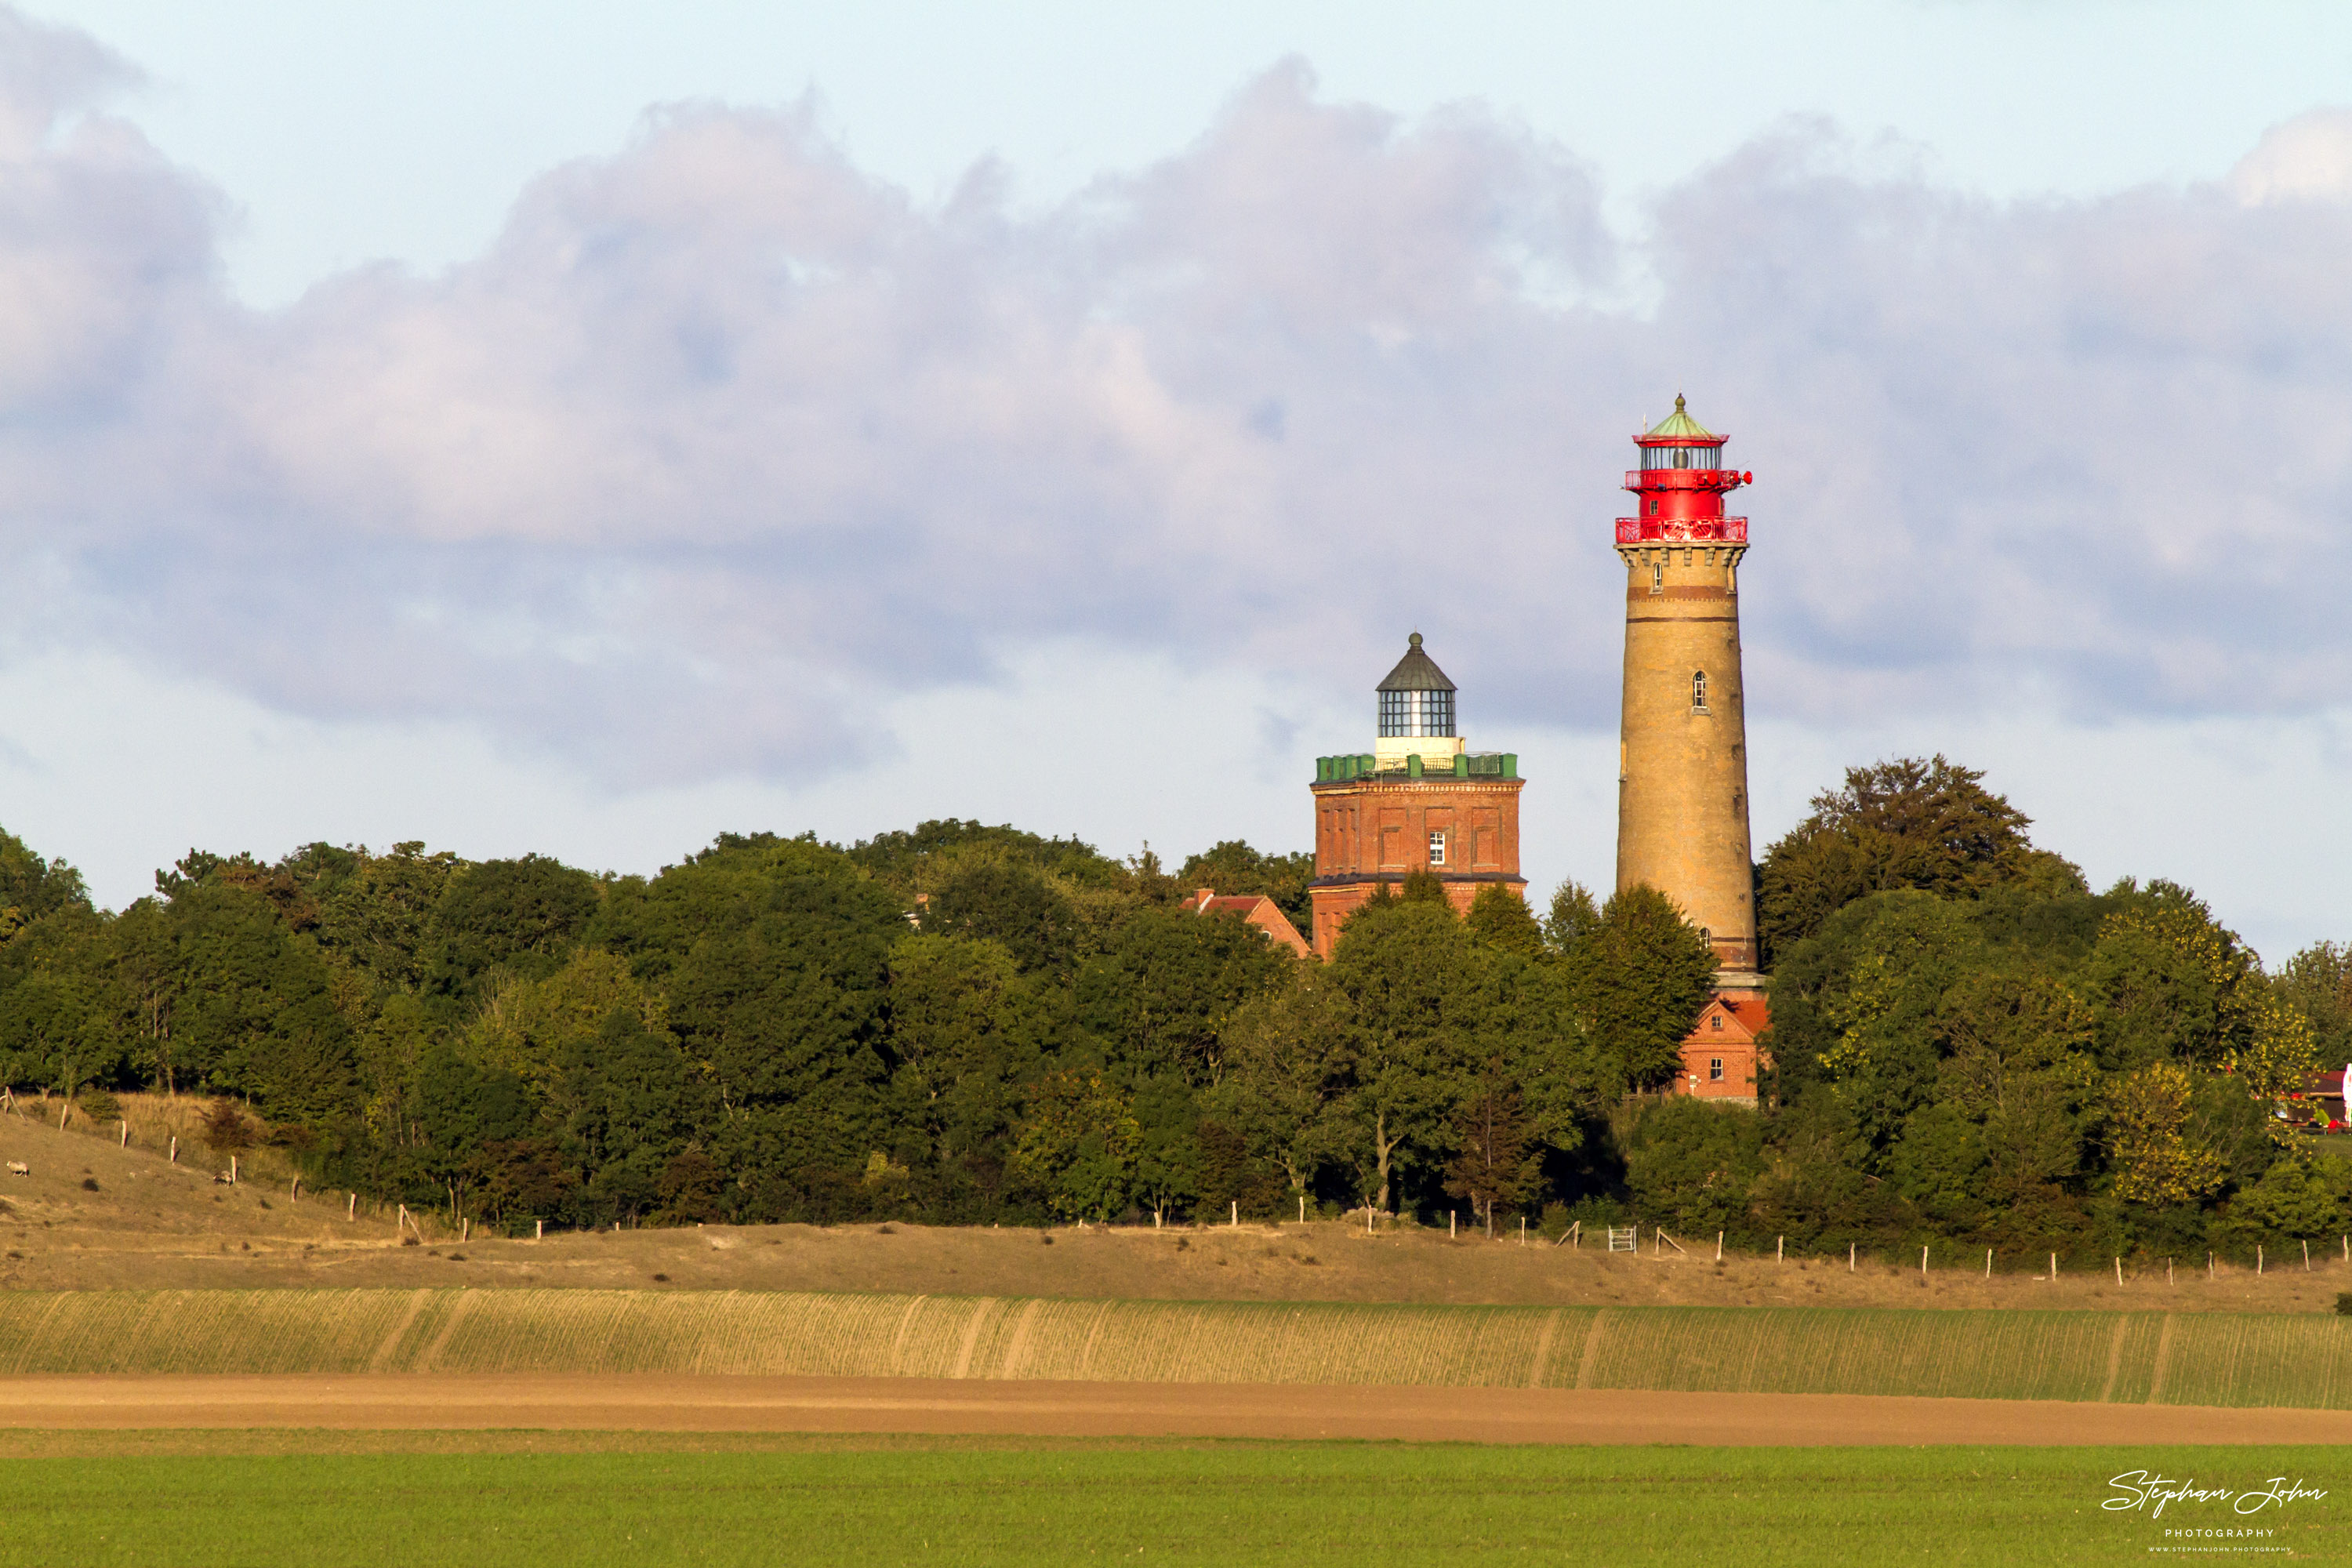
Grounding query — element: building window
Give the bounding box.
[1709,1058,1725,1081]
[1428,831,1446,866]
[1698,926,1711,946]
[1710,1014,1724,1031]
[1691,670,1708,711]
[1378,688,1456,738]
[1650,561,1663,593]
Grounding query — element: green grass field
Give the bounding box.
[1,1437,2343,1566]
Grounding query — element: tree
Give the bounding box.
[1218,968,1354,1199]
[1544,880,1601,954]
[1074,905,1291,1087]
[884,933,1053,1216]
[422,855,601,1011]
[591,834,902,1217]
[0,826,90,935]
[1755,756,2060,958]
[1559,885,1716,1093]
[1011,1069,1140,1220]
[2107,1061,2229,1206]
[927,861,1083,980]
[2274,942,2352,1066]
[1330,902,1482,1212]
[1443,1061,1539,1233]
[1623,1098,1766,1236]
[1465,885,1544,956]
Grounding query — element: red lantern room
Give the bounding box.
[1617,394,1754,545]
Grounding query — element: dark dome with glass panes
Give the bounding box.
[1376,633,1455,737]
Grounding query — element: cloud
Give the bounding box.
[0,26,2346,786]
[2229,108,2352,205]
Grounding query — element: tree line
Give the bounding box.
[1,759,2347,1259]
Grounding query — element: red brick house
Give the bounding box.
[1675,995,1769,1105]
[1187,888,1311,960]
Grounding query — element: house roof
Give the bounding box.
[1377,632,1456,693]
[1688,995,1770,1044]
[1188,888,1311,959]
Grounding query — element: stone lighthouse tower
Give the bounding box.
[1613,396,1762,993]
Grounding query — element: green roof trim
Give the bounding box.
[1645,394,1715,439]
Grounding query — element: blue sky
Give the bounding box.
[4,2,2352,961]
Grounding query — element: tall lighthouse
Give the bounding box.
[1613,395,1762,993]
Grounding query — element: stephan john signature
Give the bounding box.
[2106,1472,2328,1519]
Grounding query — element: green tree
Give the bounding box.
[1465,884,1544,956]
[591,833,902,1221]
[1330,902,1482,1212]
[1755,756,2066,959]
[1624,1098,1767,1236]
[1011,1069,1140,1220]
[1218,967,1355,1199]
[422,855,601,1011]
[1443,1060,1540,1233]
[1075,905,1292,1087]
[1560,885,1717,1093]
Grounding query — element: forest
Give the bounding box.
[2,757,2348,1263]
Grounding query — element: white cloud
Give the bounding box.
[2229,108,2352,205]
[0,13,2345,952]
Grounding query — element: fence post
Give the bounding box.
[2304,1240,2311,1271]
[1231,1200,1238,1228]
[1921,1246,1928,1276]
[1571,1220,1580,1250]
[348,1192,356,1220]
[535,1219,543,1240]
[2209,1250,2214,1280]
[1519,1217,1526,1246]
[1450,1211,1455,1239]
[230,1156,238,1185]
[2050,1251,2056,1281]
[2259,1245,2264,1275]
[1717,1232,1724,1263]
[462,1218,470,1243]
[1849,1242,1855,1272]
[119,1121,127,1147]
[1776,1236,1784,1263]
[292,1178,299,1201]
[169,1135,176,1164]
[2114,1257,2122,1286]
[2167,1258,2172,1285]
[1298,1196,1305,1224]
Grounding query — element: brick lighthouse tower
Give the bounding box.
[1308,634,1526,958]
[1613,396,1763,996]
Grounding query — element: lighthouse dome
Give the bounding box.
[1377,632,1456,739]
[1639,394,1725,471]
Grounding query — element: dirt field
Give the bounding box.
[4,1109,2343,1313]
[2,1374,2348,1447]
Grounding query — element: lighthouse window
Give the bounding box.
[1379,688,1455,738]
[1650,561,1663,593]
[1428,831,1446,866]
[1641,444,1721,472]
[1691,670,1709,711]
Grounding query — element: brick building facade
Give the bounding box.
[1307,634,1526,958]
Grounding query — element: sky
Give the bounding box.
[2,2,2351,960]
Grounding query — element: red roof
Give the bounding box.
[1711,996,1769,1033]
